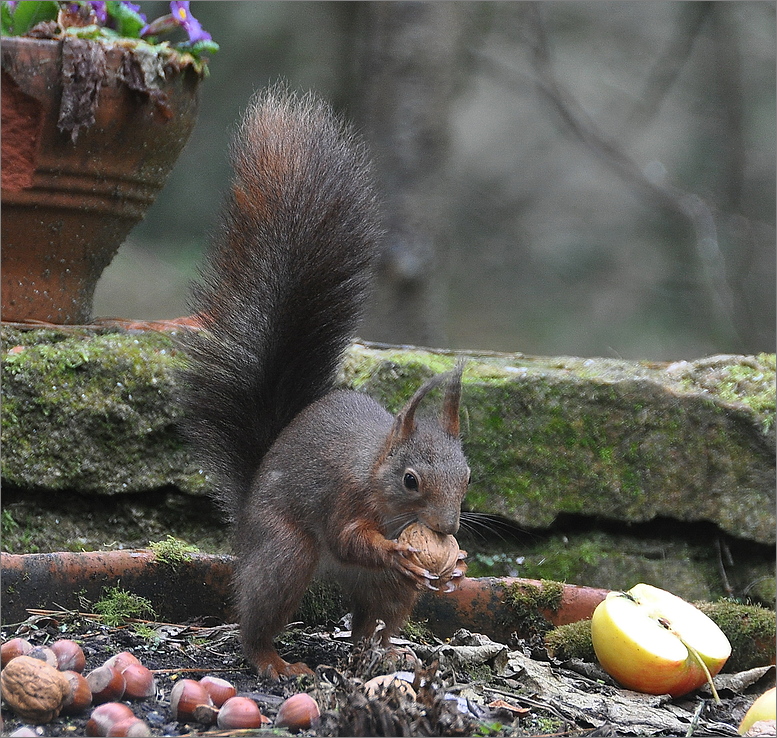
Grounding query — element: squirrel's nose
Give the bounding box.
[424,514,460,537]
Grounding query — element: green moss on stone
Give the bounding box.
[696,600,777,672]
[2,328,774,565]
[544,620,596,662]
[2,326,204,495]
[295,580,345,626]
[502,579,564,635]
[341,345,459,412]
[149,535,200,567]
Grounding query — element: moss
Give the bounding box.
[342,345,459,412]
[502,579,565,636]
[544,620,596,662]
[0,489,229,555]
[2,326,204,495]
[0,507,40,554]
[400,619,437,644]
[696,600,776,672]
[457,358,775,544]
[522,715,566,735]
[679,354,776,419]
[93,586,156,626]
[3,329,774,556]
[149,535,200,567]
[516,535,607,584]
[462,662,496,683]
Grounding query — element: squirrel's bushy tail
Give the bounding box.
[180,87,381,519]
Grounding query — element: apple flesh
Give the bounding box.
[591,583,731,698]
[738,687,776,735]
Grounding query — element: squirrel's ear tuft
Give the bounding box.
[441,361,465,437]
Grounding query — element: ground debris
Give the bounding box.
[0,613,769,736]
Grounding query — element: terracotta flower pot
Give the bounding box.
[1,36,202,324]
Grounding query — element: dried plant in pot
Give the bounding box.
[0,1,217,324]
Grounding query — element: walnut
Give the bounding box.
[0,654,71,723]
[398,522,462,584]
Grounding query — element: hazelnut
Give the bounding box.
[1,638,33,668]
[61,670,92,714]
[102,717,151,737]
[216,696,265,729]
[26,645,58,669]
[85,702,135,736]
[50,640,86,673]
[275,692,321,731]
[398,522,463,583]
[0,654,70,723]
[85,664,126,703]
[169,678,212,721]
[104,651,141,671]
[191,703,219,725]
[199,675,236,707]
[119,663,156,699]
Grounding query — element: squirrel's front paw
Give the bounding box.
[443,549,468,593]
[387,540,441,591]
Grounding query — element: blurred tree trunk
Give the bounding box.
[354,2,478,346]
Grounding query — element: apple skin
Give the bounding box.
[591,583,731,698]
[738,687,776,735]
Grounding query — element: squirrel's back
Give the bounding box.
[180,87,382,519]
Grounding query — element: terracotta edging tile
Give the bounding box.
[1,551,608,641]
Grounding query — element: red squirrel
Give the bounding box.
[180,87,470,679]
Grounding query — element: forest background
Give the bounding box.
[93,1,776,361]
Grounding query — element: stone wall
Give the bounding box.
[2,326,774,604]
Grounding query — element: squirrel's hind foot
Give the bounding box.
[254,650,313,680]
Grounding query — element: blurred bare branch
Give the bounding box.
[620,2,713,135]
[478,3,740,347]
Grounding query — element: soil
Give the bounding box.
[1,609,772,737]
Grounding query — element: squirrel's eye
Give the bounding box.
[403,471,419,491]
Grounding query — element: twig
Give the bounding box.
[714,538,734,597]
[685,699,705,736]
[24,607,226,631]
[150,666,250,675]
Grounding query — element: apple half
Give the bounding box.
[591,583,731,698]
[738,687,776,735]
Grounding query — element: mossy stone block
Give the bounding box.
[2,327,774,547]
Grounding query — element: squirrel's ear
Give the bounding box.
[441,361,464,438]
[388,373,447,446]
[384,364,465,452]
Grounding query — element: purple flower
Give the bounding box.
[87,1,107,24]
[169,1,211,43]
